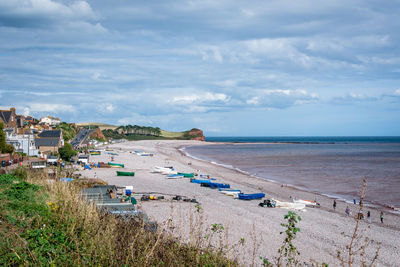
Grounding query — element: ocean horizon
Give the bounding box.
[184,136,400,212]
[205,136,400,144]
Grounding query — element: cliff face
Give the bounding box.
[188,128,205,141]
[91,128,106,140]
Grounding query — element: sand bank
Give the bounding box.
[78,140,400,266]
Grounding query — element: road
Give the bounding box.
[70,128,92,148]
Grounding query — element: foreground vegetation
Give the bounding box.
[0,167,381,266]
[0,169,236,266]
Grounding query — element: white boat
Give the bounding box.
[219,189,241,197]
[274,199,306,210]
[293,199,319,207]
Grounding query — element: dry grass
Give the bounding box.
[0,168,238,266]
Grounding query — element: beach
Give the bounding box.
[79,140,400,266]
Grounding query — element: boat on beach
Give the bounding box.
[274,199,306,210]
[293,199,319,207]
[190,179,212,184]
[177,172,194,178]
[116,171,135,176]
[200,182,230,189]
[219,189,241,196]
[108,162,125,168]
[167,174,184,179]
[238,193,265,200]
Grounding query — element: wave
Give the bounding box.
[181,145,400,214]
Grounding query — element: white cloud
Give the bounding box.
[29,103,74,113]
[246,89,318,108]
[394,89,400,96]
[172,92,229,104]
[0,0,96,20]
[23,107,30,116]
[105,104,114,112]
[200,46,223,63]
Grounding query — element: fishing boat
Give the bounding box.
[177,172,194,178]
[190,179,212,184]
[219,189,241,196]
[274,199,306,210]
[201,182,230,189]
[238,193,265,200]
[293,199,319,207]
[167,174,184,179]
[137,152,153,156]
[116,171,135,176]
[108,162,125,168]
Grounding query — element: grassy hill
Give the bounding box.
[160,130,187,138]
[76,122,117,130]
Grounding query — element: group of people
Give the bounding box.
[333,199,384,223]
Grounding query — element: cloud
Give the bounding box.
[0,0,97,28]
[105,104,114,112]
[246,89,318,109]
[172,92,229,104]
[29,103,74,113]
[331,93,378,105]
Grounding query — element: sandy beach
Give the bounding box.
[78,140,400,266]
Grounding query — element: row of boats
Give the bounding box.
[153,166,266,200]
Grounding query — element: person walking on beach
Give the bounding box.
[333,200,337,211]
[367,211,371,223]
[345,206,351,216]
[353,198,357,204]
[380,211,384,223]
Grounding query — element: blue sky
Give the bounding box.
[1,0,400,136]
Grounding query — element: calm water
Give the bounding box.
[184,137,400,210]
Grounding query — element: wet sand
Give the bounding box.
[78,140,400,266]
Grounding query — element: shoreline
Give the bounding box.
[79,140,400,265]
[181,141,400,215]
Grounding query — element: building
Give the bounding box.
[39,116,61,126]
[5,128,39,156]
[0,107,17,131]
[35,130,64,154]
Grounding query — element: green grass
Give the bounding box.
[160,130,186,138]
[0,169,238,266]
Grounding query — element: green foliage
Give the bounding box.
[56,122,78,141]
[116,125,162,136]
[58,143,77,161]
[277,211,302,266]
[0,173,237,267]
[0,122,14,154]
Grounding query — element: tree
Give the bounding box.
[0,122,14,154]
[58,143,77,161]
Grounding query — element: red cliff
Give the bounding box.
[188,128,205,141]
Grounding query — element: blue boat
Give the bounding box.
[190,179,212,184]
[201,182,230,189]
[238,193,265,200]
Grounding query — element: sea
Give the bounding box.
[183,137,400,212]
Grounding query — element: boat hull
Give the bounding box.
[238,193,265,200]
[116,171,135,176]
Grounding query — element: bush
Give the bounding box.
[58,143,77,161]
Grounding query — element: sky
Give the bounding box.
[1,0,400,136]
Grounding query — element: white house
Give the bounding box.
[39,116,60,126]
[5,128,39,156]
